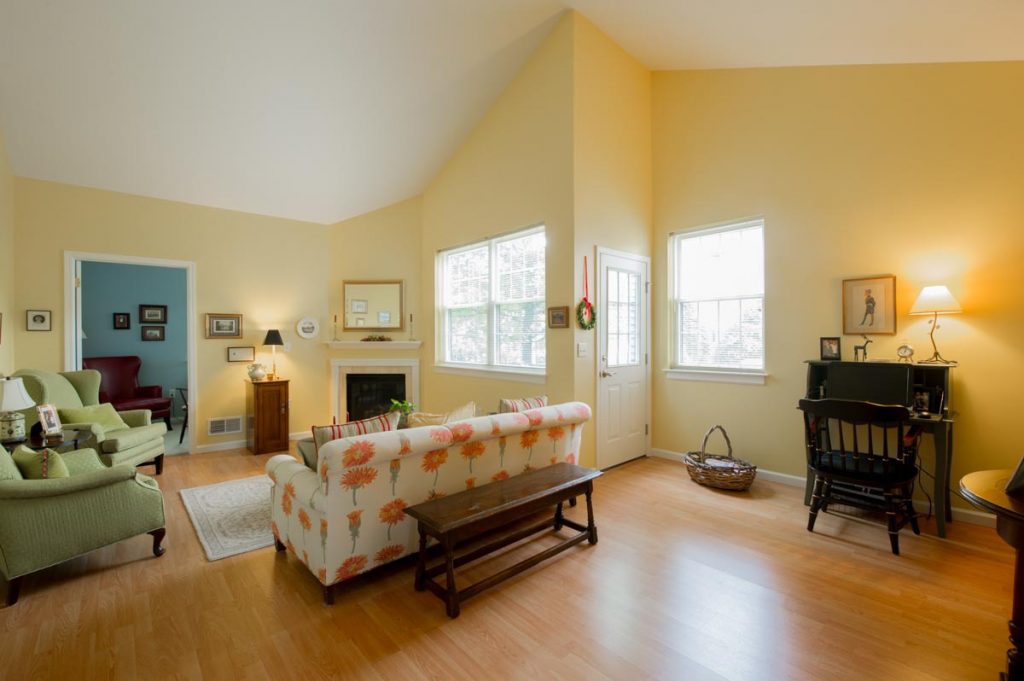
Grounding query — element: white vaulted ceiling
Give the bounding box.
[1,0,1021,223]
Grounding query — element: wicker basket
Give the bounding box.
[682,425,757,491]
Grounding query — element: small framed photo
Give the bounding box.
[351,299,368,314]
[377,311,391,324]
[37,404,62,435]
[139,304,167,324]
[843,275,896,335]
[26,310,52,332]
[819,337,841,360]
[113,312,130,329]
[141,326,165,342]
[547,306,569,329]
[206,313,243,339]
[227,346,255,362]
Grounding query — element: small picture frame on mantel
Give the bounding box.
[819,337,841,361]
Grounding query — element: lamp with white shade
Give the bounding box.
[909,285,962,365]
[0,377,36,443]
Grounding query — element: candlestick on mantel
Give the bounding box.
[408,313,416,341]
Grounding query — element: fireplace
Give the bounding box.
[330,359,420,425]
[346,373,406,421]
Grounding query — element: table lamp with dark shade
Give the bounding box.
[263,329,284,380]
[0,377,36,443]
[909,285,962,365]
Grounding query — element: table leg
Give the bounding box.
[585,481,598,545]
[414,526,427,592]
[934,422,949,538]
[442,536,460,618]
[1008,547,1024,680]
[945,423,954,524]
[554,501,564,531]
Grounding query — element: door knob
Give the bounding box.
[600,370,616,378]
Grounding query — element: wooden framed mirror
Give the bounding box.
[342,280,404,331]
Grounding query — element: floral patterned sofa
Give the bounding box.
[266,401,591,601]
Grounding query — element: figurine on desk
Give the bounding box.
[853,335,873,362]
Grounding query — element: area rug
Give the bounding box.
[180,475,274,561]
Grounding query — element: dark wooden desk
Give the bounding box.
[804,361,956,537]
[960,470,1024,680]
[406,463,601,618]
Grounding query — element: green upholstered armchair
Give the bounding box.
[14,368,167,474]
[0,447,166,605]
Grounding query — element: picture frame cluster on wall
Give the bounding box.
[136,304,169,341]
[206,313,243,339]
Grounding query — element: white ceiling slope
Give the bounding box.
[1,1,1022,224]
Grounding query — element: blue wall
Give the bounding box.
[82,262,187,418]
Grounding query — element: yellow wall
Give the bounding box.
[652,63,1024,497]
[571,14,652,467]
[0,133,14,375]
[329,196,421,340]
[13,179,332,446]
[419,14,576,417]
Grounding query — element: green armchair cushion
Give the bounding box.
[61,448,107,476]
[59,404,129,434]
[12,446,70,479]
[0,446,23,481]
[99,423,166,454]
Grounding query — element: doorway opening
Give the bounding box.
[64,252,198,455]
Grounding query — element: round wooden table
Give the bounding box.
[961,470,1024,681]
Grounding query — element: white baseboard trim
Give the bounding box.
[192,432,306,454]
[649,447,996,528]
[290,431,309,441]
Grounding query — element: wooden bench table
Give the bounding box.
[405,462,601,618]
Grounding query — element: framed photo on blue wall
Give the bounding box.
[139,304,167,324]
[113,312,130,329]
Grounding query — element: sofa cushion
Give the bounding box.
[312,411,401,452]
[0,445,23,481]
[61,448,108,475]
[498,395,548,413]
[12,446,70,479]
[297,438,317,469]
[59,403,130,434]
[99,424,167,453]
[407,401,476,428]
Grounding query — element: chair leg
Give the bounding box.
[274,538,286,552]
[5,577,21,606]
[153,454,164,475]
[885,492,900,555]
[819,480,832,514]
[164,415,173,431]
[906,497,921,535]
[149,528,166,557]
[178,416,188,445]
[807,476,825,532]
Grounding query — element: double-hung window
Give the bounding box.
[438,226,546,373]
[670,218,765,376]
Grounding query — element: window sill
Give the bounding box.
[663,368,767,385]
[434,364,547,384]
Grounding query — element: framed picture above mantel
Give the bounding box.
[842,275,896,335]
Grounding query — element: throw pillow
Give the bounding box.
[407,401,476,428]
[12,446,70,480]
[498,395,548,413]
[0,445,23,481]
[58,403,129,433]
[312,411,401,452]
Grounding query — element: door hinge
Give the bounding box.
[645,353,648,365]
[75,277,81,288]
[645,281,650,293]
[645,424,649,435]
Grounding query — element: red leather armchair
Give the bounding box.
[82,356,173,430]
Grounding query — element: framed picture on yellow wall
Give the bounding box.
[842,275,896,335]
[206,313,243,339]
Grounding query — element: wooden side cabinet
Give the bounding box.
[246,379,290,454]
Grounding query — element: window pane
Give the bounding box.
[607,267,640,367]
[677,225,763,301]
[444,246,489,307]
[447,307,487,365]
[496,232,545,303]
[496,301,545,368]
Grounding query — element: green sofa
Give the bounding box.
[0,446,166,605]
[14,368,167,474]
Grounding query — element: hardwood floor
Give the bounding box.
[0,451,1013,680]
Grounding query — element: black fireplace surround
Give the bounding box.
[346,373,406,421]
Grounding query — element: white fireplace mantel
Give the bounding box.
[330,358,420,423]
[325,340,422,350]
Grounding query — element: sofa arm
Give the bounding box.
[0,466,138,500]
[136,385,163,398]
[118,409,153,427]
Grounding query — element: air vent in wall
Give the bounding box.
[208,416,243,436]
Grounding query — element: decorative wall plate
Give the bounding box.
[296,317,320,339]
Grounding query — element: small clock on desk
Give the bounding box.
[896,343,914,363]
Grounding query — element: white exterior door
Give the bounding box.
[596,248,650,469]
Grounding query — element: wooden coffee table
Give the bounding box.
[406,462,601,618]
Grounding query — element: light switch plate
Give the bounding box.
[576,342,588,358]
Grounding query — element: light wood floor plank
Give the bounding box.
[0,451,1013,680]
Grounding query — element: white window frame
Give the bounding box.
[666,217,767,385]
[436,224,546,378]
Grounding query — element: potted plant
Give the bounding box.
[390,399,416,429]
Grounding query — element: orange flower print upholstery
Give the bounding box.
[266,402,592,591]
